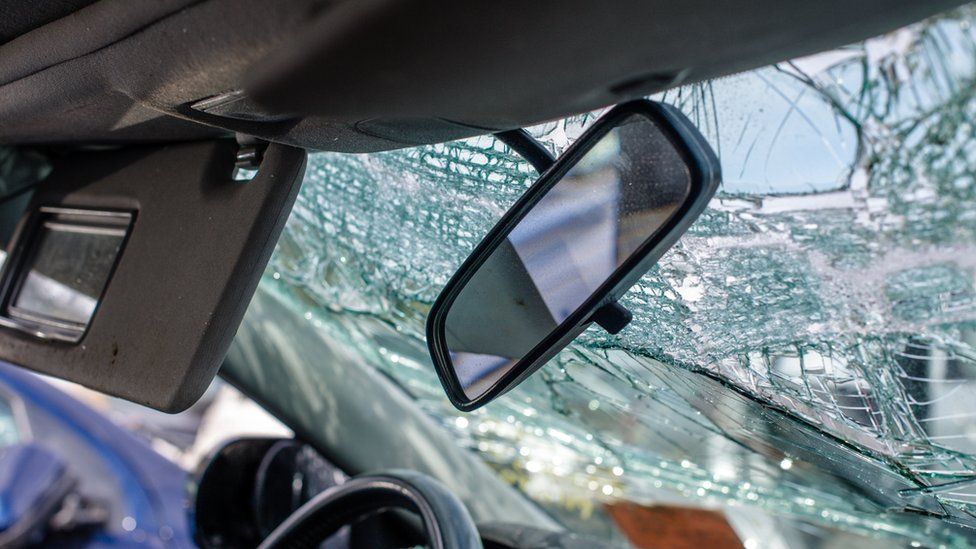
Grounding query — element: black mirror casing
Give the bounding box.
[426,100,721,411]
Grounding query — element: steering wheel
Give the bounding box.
[258,470,483,549]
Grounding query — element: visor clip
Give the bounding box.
[233,139,268,181]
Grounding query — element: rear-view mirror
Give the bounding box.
[426,100,720,411]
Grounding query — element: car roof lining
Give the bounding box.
[0,0,966,153]
[0,0,201,86]
[0,0,99,45]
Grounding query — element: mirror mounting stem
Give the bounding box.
[494,129,555,174]
[590,302,632,335]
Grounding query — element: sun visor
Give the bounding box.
[0,141,305,411]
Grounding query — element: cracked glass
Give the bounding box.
[241,6,976,547]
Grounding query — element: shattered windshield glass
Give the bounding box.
[247,6,976,547]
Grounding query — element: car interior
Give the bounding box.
[0,1,971,547]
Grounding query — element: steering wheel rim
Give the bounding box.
[257,469,483,549]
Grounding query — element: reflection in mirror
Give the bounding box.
[13,223,125,326]
[444,114,692,399]
[0,208,133,343]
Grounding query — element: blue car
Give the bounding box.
[0,362,191,548]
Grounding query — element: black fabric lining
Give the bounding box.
[0,0,206,87]
[0,0,965,152]
[0,0,98,45]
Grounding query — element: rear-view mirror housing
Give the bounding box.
[426,100,721,411]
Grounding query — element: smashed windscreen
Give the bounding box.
[249,6,976,547]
